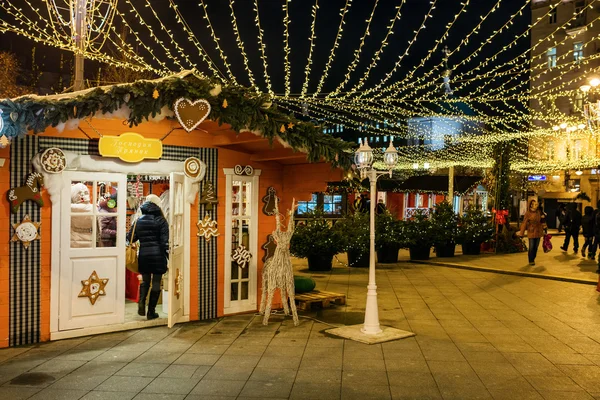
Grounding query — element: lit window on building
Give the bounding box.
[574,1,586,27]
[375,136,380,142]
[323,194,343,215]
[547,47,557,69]
[574,42,584,63]
[297,193,318,215]
[575,91,584,111]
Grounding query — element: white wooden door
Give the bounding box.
[224,169,260,314]
[59,172,126,330]
[168,172,185,328]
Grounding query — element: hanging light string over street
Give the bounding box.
[300,0,319,98]
[312,0,352,98]
[198,0,238,84]
[282,0,292,97]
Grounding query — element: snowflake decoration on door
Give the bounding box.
[197,214,219,242]
[232,244,252,269]
[78,270,109,305]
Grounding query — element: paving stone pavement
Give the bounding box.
[3,259,600,399]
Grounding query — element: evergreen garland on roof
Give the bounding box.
[0,73,354,169]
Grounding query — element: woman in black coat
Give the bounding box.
[128,194,169,320]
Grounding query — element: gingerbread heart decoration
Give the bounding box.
[174,98,211,133]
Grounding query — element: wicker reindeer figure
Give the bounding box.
[260,198,299,326]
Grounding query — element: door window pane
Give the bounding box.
[97,215,117,247]
[231,282,238,301]
[232,181,240,216]
[242,182,251,216]
[231,261,239,280]
[241,282,249,300]
[71,181,94,248]
[72,215,94,248]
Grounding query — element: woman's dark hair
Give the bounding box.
[585,206,594,216]
[529,199,537,209]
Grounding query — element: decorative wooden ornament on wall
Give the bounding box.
[261,234,277,263]
[197,214,219,241]
[174,98,211,132]
[7,172,44,213]
[40,147,67,174]
[262,186,279,216]
[234,165,254,176]
[183,157,205,180]
[78,271,109,305]
[232,245,252,269]
[199,181,218,210]
[11,215,41,249]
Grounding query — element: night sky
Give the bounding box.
[1,0,530,97]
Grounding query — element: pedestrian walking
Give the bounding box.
[589,200,600,260]
[581,206,595,258]
[556,204,566,233]
[127,194,169,320]
[518,199,546,265]
[561,203,581,254]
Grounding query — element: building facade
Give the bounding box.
[529,0,600,212]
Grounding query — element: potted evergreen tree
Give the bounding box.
[290,210,343,271]
[335,211,370,267]
[431,201,458,257]
[457,205,494,255]
[376,211,404,263]
[403,210,434,260]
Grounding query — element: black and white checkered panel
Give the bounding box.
[10,135,41,346]
[197,148,218,320]
[39,137,99,155]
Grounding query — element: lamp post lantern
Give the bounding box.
[327,139,414,344]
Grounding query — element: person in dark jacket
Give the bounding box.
[127,194,169,320]
[556,204,566,233]
[581,206,595,258]
[561,203,581,254]
[589,200,600,260]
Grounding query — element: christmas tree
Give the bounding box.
[199,180,218,210]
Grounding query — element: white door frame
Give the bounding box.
[50,160,192,340]
[223,168,261,314]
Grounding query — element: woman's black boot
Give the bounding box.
[138,285,148,316]
[147,291,160,320]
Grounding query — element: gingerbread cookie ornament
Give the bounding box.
[7,172,44,213]
[40,148,67,173]
[174,98,211,132]
[261,234,278,263]
[11,215,41,249]
[262,187,279,216]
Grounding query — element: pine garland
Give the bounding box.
[0,73,354,169]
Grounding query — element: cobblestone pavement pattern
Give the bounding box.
[2,258,600,399]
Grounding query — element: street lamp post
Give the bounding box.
[354,139,397,334]
[326,139,415,344]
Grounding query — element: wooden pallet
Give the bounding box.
[294,290,346,311]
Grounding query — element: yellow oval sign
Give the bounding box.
[98,132,163,163]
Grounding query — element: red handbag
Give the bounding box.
[542,234,552,253]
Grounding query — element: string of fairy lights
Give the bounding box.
[2,0,600,173]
